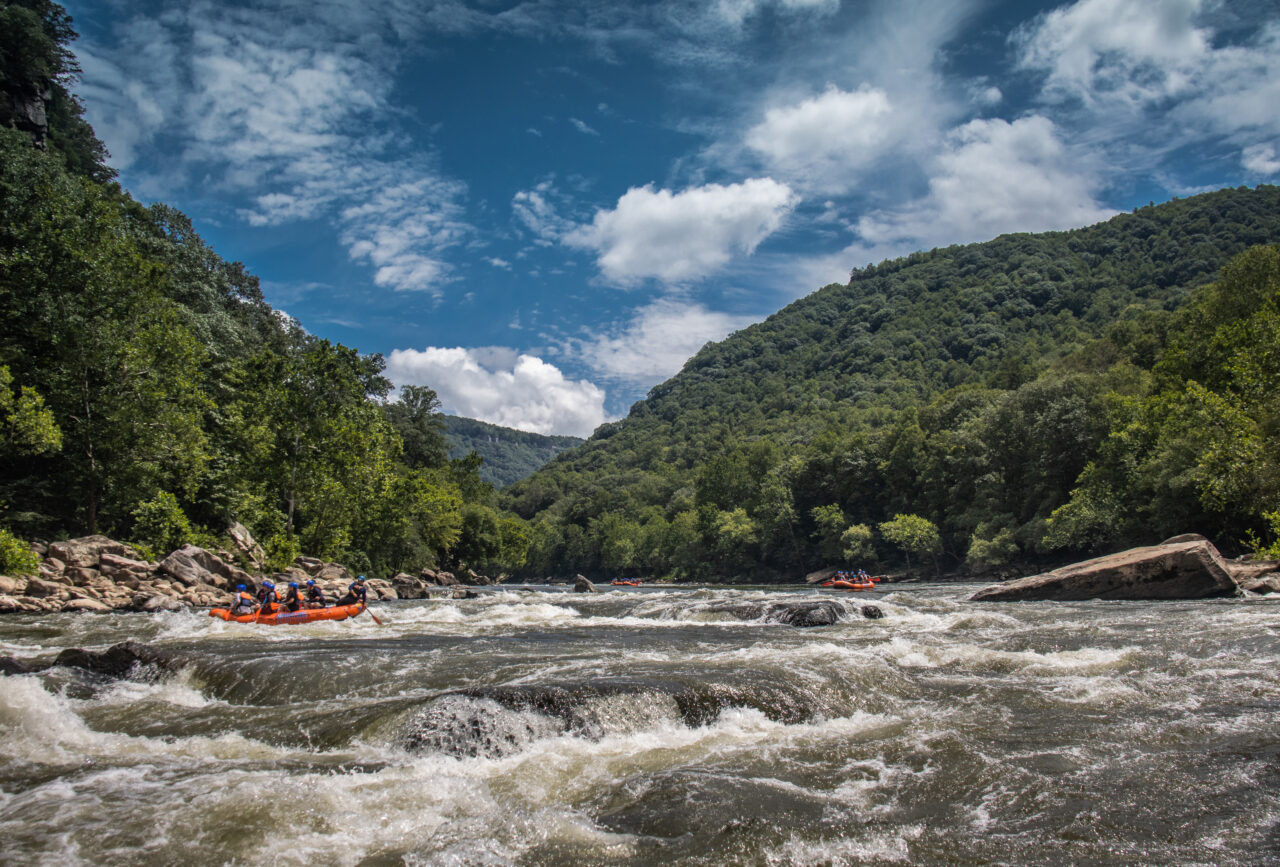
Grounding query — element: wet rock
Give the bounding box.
[38,557,64,579]
[971,540,1241,602]
[0,655,39,675]
[860,605,885,619]
[0,593,28,614]
[1241,573,1280,595]
[365,578,398,600]
[433,570,459,587]
[47,536,139,569]
[0,575,25,595]
[130,592,185,612]
[767,600,845,627]
[574,574,596,593]
[62,598,112,613]
[52,641,177,678]
[390,572,428,599]
[462,569,493,586]
[453,589,479,599]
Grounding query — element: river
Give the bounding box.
[1,584,1277,866]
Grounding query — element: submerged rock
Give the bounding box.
[574,575,596,593]
[0,640,178,678]
[860,605,884,619]
[698,599,852,627]
[971,540,1241,602]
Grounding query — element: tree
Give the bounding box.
[840,523,874,563]
[878,513,941,574]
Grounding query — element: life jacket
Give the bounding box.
[232,591,255,612]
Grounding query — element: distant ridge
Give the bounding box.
[443,416,583,487]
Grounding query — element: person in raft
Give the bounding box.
[335,575,368,607]
[231,584,258,616]
[304,578,326,608]
[281,581,304,613]
[257,579,279,615]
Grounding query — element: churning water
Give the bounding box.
[1,584,1278,866]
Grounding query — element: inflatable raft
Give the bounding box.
[208,602,367,625]
[822,580,876,591]
[610,579,641,587]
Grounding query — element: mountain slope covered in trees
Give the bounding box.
[0,1,530,578]
[506,187,1280,581]
[443,416,582,488]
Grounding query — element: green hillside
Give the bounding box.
[506,187,1280,581]
[443,416,583,488]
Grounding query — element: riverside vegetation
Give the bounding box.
[2,0,1279,590]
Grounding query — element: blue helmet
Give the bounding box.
[306,579,315,586]
[236,584,246,591]
[263,579,275,589]
[357,574,366,581]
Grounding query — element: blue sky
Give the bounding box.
[67,0,1279,436]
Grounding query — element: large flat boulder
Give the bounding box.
[971,540,1241,602]
[47,536,139,569]
[158,545,254,589]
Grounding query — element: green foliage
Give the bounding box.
[505,188,1280,580]
[840,523,874,563]
[442,415,581,487]
[1243,511,1280,560]
[0,527,38,575]
[878,514,941,571]
[262,534,302,573]
[0,365,60,455]
[130,490,195,555]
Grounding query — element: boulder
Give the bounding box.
[62,597,112,613]
[0,594,27,614]
[971,540,1241,602]
[52,641,177,678]
[158,545,254,590]
[390,572,428,599]
[294,556,325,574]
[1241,573,1280,595]
[462,569,493,586]
[0,575,25,595]
[47,536,139,569]
[861,605,885,619]
[314,563,354,585]
[23,576,67,598]
[39,557,64,579]
[767,600,845,628]
[433,571,459,587]
[63,566,101,587]
[365,578,398,600]
[98,552,152,577]
[804,567,840,585]
[1160,533,1211,545]
[452,588,479,599]
[226,522,266,568]
[574,574,596,593]
[130,592,185,612]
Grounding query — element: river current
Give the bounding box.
[0,584,1277,866]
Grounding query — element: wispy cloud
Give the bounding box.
[573,297,758,385]
[570,117,600,136]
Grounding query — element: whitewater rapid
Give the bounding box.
[1,585,1278,865]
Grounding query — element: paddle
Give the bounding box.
[362,601,383,625]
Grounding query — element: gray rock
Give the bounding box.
[0,575,25,595]
[860,605,885,619]
[804,567,841,585]
[434,571,459,587]
[62,598,112,613]
[51,641,177,678]
[971,540,1241,602]
[98,552,152,577]
[574,574,596,593]
[23,576,67,598]
[1241,573,1280,595]
[47,536,139,569]
[227,521,266,568]
[314,563,354,584]
[158,545,253,590]
[390,572,428,599]
[767,600,845,627]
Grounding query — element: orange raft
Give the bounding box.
[208,602,368,625]
[610,579,641,587]
[822,580,876,591]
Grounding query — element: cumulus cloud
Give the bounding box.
[848,116,1115,261]
[386,347,609,438]
[574,297,757,384]
[745,84,897,191]
[77,2,469,294]
[1243,143,1280,176]
[1017,0,1210,104]
[565,178,798,285]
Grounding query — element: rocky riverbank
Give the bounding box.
[0,531,494,615]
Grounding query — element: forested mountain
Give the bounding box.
[443,417,583,488]
[506,187,1280,581]
[0,1,529,578]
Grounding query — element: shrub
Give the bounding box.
[0,528,39,576]
[131,491,194,555]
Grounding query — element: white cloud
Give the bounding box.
[1243,143,1280,176]
[1018,0,1210,105]
[818,116,1116,273]
[77,2,469,294]
[512,182,577,242]
[716,0,840,26]
[745,85,897,191]
[565,178,798,285]
[570,117,600,136]
[386,347,609,438]
[575,297,757,384]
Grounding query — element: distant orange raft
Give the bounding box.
[208,602,367,625]
[822,580,876,591]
